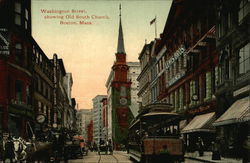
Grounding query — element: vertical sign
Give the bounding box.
[53,54,57,126]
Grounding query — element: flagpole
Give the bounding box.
[155,16,157,38]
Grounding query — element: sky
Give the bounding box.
[31,0,172,109]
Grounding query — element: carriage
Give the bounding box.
[98,139,113,155]
[128,103,185,163]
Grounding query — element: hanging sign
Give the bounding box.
[0,28,10,56]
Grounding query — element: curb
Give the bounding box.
[185,156,220,163]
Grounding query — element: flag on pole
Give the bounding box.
[150,17,156,25]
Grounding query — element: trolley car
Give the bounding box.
[128,103,185,163]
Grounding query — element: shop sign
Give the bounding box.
[167,71,186,87]
[187,105,211,114]
[0,28,10,56]
[53,54,57,108]
[166,45,187,69]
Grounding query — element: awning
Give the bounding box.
[129,119,140,129]
[213,96,250,126]
[181,112,215,133]
[179,120,187,130]
[142,112,178,117]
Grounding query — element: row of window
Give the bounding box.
[35,75,52,100]
[140,49,150,70]
[33,46,53,79]
[166,67,219,111]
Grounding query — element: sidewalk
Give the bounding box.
[185,152,243,163]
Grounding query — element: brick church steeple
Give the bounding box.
[111,4,133,149]
[112,4,130,85]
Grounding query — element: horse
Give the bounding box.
[13,137,27,162]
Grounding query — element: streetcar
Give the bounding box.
[128,103,185,163]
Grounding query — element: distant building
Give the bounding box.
[137,42,154,109]
[63,73,73,106]
[87,120,93,144]
[62,73,74,129]
[101,98,108,142]
[105,71,114,141]
[76,109,92,140]
[127,62,141,117]
[92,95,107,143]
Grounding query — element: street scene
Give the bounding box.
[0,0,250,163]
[68,151,132,163]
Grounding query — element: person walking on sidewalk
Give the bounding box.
[197,137,204,157]
[211,140,221,160]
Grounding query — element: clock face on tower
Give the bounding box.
[120,97,127,105]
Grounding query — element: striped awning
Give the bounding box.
[181,112,215,133]
[213,96,250,126]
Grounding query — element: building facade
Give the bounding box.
[92,95,107,143]
[136,0,249,160]
[127,62,141,117]
[105,70,114,141]
[0,0,77,137]
[0,0,33,137]
[137,43,152,108]
[31,39,54,134]
[76,109,93,140]
[158,0,218,151]
[213,0,249,159]
[101,98,108,142]
[62,73,74,129]
[137,0,218,151]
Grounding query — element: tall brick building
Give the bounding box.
[0,0,77,138]
[0,0,33,137]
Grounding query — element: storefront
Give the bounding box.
[213,96,249,158]
[181,112,216,152]
[8,104,34,138]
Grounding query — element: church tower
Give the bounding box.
[111,4,133,149]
